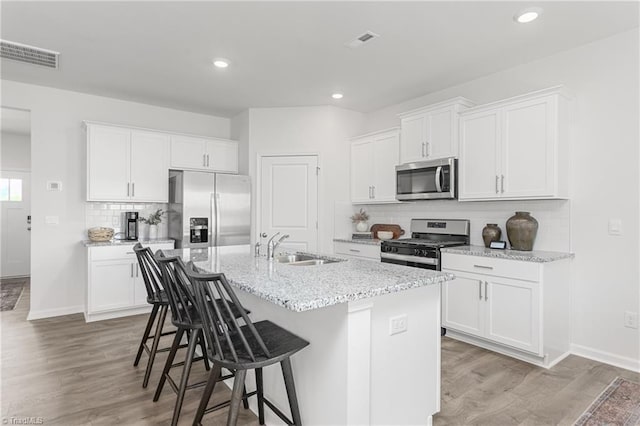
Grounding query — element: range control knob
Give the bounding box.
[392,247,399,253]
[414,248,422,256]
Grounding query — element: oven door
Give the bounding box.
[380,253,439,270]
[396,158,456,201]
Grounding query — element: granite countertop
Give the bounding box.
[83,238,175,248]
[441,245,574,263]
[162,246,453,312]
[333,238,382,246]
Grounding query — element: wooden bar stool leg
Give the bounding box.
[281,358,302,426]
[143,304,169,388]
[171,328,201,426]
[227,369,248,426]
[134,303,159,366]
[193,365,221,426]
[198,335,210,371]
[255,367,265,425]
[153,327,185,402]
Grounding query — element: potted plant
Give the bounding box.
[140,208,165,239]
[350,208,370,232]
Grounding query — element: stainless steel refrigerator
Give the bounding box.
[168,170,251,249]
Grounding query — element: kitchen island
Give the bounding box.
[162,245,454,425]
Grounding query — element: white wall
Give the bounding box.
[359,29,640,370]
[230,109,250,175]
[1,131,31,170]
[1,80,230,319]
[247,106,365,253]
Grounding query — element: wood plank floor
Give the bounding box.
[2,282,638,425]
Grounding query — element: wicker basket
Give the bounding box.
[88,227,114,242]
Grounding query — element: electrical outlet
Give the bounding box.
[608,219,622,236]
[624,311,638,329]
[389,314,408,336]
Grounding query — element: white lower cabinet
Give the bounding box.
[86,241,174,322]
[442,252,570,368]
[333,241,380,260]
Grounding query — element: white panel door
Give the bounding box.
[130,130,169,202]
[351,140,374,203]
[87,125,130,201]
[502,97,555,198]
[0,171,31,277]
[441,271,484,337]
[206,139,238,173]
[459,110,501,200]
[428,107,455,159]
[372,132,399,202]
[170,135,207,170]
[260,155,318,253]
[400,114,426,164]
[484,277,541,355]
[89,260,135,312]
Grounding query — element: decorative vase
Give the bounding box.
[506,212,538,251]
[482,224,502,248]
[355,221,369,232]
[148,224,158,240]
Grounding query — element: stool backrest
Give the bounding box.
[133,243,164,300]
[155,251,198,325]
[179,260,272,363]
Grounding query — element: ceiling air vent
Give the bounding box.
[0,40,59,69]
[345,31,380,49]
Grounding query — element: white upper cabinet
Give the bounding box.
[350,128,400,204]
[398,97,475,164]
[87,124,169,202]
[459,86,570,201]
[169,135,238,173]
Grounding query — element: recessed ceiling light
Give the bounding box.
[332,93,344,100]
[514,7,543,23]
[213,58,229,68]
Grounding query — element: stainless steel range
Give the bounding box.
[380,219,470,270]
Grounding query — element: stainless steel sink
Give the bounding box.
[274,254,343,266]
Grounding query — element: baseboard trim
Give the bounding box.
[571,344,640,373]
[27,305,84,320]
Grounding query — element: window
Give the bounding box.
[0,178,22,202]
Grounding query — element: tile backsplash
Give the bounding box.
[86,202,169,239]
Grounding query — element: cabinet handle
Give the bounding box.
[426,141,430,157]
[501,175,505,194]
[206,154,210,167]
[473,264,494,270]
[127,183,130,197]
[130,263,134,278]
[132,182,135,197]
[421,142,426,157]
[349,249,361,253]
[485,281,488,301]
[478,280,482,300]
[136,264,139,277]
[495,176,499,194]
[372,185,375,199]
[203,154,206,167]
[368,186,372,199]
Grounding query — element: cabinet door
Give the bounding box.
[130,131,169,202]
[372,132,399,202]
[502,97,555,198]
[484,277,541,355]
[459,110,501,200]
[170,135,207,170]
[400,114,427,164]
[441,271,484,337]
[133,263,148,307]
[351,140,375,203]
[428,107,455,159]
[206,139,238,173]
[89,260,135,313]
[87,125,130,201]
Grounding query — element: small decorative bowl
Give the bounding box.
[377,231,394,240]
[88,227,114,242]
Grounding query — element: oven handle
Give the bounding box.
[435,166,443,193]
[380,252,438,266]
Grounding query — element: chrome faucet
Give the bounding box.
[267,233,290,259]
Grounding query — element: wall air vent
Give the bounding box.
[345,31,380,49]
[0,40,59,69]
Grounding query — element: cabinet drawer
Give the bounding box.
[441,253,540,282]
[334,242,380,260]
[89,242,174,261]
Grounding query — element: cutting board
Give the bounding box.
[370,224,405,240]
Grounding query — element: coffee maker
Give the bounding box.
[125,212,139,240]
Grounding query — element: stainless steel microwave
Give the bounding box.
[396,157,457,201]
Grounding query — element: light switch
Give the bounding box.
[45,216,59,225]
[608,219,622,236]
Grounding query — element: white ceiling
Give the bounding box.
[1,1,638,118]
[1,108,30,135]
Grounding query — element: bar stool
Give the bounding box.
[181,260,310,426]
[154,252,250,426]
[133,243,178,388]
